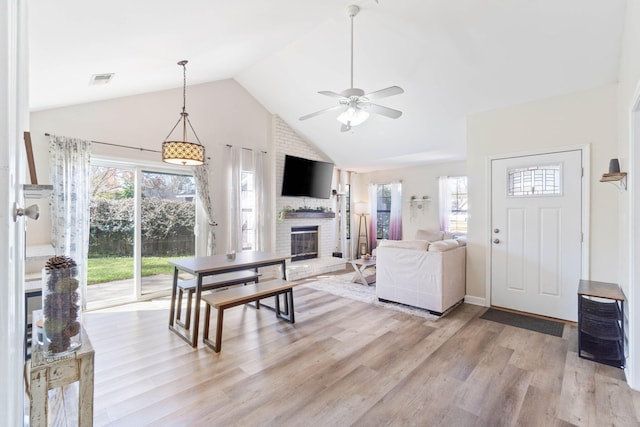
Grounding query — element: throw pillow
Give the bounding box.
[428,239,460,252]
[378,239,430,251]
[415,229,443,241]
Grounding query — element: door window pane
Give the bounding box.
[508,164,561,197]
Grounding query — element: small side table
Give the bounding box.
[350,258,377,286]
[578,280,625,368]
[26,313,95,427]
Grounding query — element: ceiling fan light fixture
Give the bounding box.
[162,60,205,166]
[337,107,369,126]
[299,4,404,130]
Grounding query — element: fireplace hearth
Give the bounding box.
[291,226,318,262]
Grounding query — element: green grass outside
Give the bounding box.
[87,255,192,284]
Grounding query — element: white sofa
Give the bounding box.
[375,233,466,316]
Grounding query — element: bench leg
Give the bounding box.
[275,289,295,323]
[203,303,211,344]
[175,289,185,328]
[184,289,194,330]
[203,305,224,353]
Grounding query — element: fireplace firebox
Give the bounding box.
[291,226,318,262]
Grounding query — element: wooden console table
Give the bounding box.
[26,318,94,427]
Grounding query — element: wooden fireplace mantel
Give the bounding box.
[283,212,335,219]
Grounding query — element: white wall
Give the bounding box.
[29,78,274,255]
[356,161,467,242]
[466,84,619,301]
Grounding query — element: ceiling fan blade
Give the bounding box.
[318,90,347,99]
[368,103,403,119]
[299,104,345,121]
[363,86,404,100]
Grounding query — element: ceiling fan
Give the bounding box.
[299,4,404,132]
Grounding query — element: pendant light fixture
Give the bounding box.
[162,60,205,166]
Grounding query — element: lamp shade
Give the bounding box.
[354,201,370,215]
[162,141,205,166]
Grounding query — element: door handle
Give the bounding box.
[493,239,500,244]
[12,203,40,222]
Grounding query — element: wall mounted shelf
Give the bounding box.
[24,184,53,199]
[600,172,627,191]
[284,212,335,219]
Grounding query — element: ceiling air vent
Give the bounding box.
[89,73,115,86]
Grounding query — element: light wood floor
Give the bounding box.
[85,279,640,426]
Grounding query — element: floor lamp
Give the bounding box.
[355,202,370,256]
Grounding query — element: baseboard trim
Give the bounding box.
[464,295,487,307]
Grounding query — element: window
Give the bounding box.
[376,184,392,239]
[508,164,561,197]
[241,171,255,250]
[345,184,351,240]
[439,176,468,232]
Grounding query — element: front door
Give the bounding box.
[491,150,583,321]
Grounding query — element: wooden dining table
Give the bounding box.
[168,251,289,347]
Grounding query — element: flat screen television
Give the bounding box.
[281,155,334,199]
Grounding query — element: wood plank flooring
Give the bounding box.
[83,280,640,426]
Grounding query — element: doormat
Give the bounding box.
[480,308,564,337]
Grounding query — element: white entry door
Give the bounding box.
[491,150,583,321]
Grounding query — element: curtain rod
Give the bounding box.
[45,133,161,154]
[226,144,267,154]
[45,133,267,157]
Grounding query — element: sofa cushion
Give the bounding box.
[428,239,460,252]
[415,229,443,241]
[378,239,429,251]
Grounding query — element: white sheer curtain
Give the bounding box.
[252,150,266,251]
[192,161,217,255]
[438,176,451,231]
[227,146,243,254]
[49,135,91,309]
[368,184,378,251]
[388,182,403,240]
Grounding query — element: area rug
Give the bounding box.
[480,308,564,337]
[300,273,440,321]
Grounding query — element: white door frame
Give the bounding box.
[484,144,591,310]
[626,81,640,390]
[0,0,28,424]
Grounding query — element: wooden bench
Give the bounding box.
[202,279,294,352]
[175,270,260,330]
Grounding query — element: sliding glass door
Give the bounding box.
[88,160,196,308]
[140,171,196,295]
[88,164,136,308]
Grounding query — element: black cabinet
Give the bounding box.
[578,280,625,368]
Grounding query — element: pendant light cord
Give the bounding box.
[163,60,203,145]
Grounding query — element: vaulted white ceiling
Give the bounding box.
[29,0,626,171]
